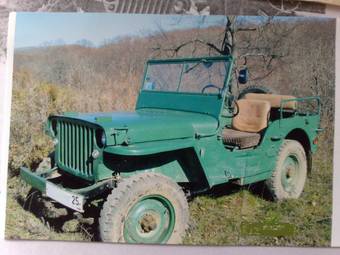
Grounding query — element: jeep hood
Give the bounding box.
[62,109,218,145]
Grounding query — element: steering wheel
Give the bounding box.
[225,92,239,117]
[201,84,221,94]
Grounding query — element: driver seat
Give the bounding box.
[222,99,271,149]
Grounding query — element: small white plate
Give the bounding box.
[46,181,84,212]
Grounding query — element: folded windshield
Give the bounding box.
[143,59,230,94]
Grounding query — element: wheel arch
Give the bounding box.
[285,128,312,174]
[104,148,210,191]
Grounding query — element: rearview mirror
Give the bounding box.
[238,68,248,84]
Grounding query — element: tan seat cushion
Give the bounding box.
[222,129,261,149]
[232,99,271,133]
[244,93,297,109]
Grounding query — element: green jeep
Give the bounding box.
[20,55,321,244]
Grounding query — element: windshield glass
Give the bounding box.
[143,59,230,94]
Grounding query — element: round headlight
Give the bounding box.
[101,132,106,147]
[95,129,106,148]
[92,149,100,159]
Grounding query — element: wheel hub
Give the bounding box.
[140,213,158,233]
[123,195,175,243]
[286,166,293,179]
[281,154,299,193]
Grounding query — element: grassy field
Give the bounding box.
[5,147,332,246]
[184,156,332,246]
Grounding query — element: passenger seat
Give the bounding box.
[222,99,271,149]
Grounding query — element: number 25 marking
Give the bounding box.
[72,195,80,206]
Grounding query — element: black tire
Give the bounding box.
[238,85,273,99]
[265,139,307,201]
[24,188,43,212]
[99,172,189,244]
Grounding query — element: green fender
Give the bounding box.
[119,159,190,183]
[103,144,209,187]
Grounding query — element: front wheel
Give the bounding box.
[99,173,189,244]
[265,139,307,201]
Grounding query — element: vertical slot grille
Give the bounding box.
[57,120,95,178]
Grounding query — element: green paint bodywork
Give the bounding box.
[20,55,321,206]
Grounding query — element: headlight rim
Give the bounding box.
[96,129,106,148]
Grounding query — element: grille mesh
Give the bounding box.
[57,120,95,178]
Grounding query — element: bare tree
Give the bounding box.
[151,15,300,90]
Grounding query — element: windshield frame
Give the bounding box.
[141,55,234,96]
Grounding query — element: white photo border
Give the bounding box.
[0,11,340,254]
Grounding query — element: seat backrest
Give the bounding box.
[232,99,271,133]
[244,93,297,110]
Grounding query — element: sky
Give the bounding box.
[14,13,227,48]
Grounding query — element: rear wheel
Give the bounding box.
[266,139,307,200]
[99,173,189,244]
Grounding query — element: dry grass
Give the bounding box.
[5,177,90,241]
[184,150,332,246]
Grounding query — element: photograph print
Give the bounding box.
[5,12,335,246]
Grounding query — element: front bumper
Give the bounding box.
[20,167,114,212]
